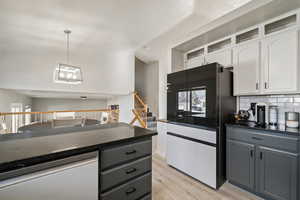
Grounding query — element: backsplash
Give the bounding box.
[239,95,300,125]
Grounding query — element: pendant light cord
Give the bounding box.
[64,30,71,64]
[67,32,70,64]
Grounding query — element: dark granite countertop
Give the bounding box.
[226,121,300,137]
[0,123,157,170]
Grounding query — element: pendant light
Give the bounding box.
[54,30,83,84]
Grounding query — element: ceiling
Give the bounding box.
[135,0,258,62]
[1,0,292,99]
[136,0,300,63]
[0,0,194,54]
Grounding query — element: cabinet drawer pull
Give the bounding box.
[256,83,259,90]
[250,150,254,158]
[264,82,268,89]
[260,152,263,160]
[125,150,137,155]
[252,137,263,141]
[126,168,137,174]
[126,187,137,195]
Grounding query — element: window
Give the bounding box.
[178,91,190,111]
[191,89,206,117]
[25,106,31,125]
[11,103,23,133]
[177,89,206,117]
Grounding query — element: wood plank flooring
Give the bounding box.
[152,155,261,200]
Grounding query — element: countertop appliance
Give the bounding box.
[0,152,98,200]
[237,110,250,121]
[268,105,278,126]
[256,104,267,127]
[167,63,236,189]
[285,112,299,128]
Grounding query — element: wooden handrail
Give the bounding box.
[134,92,147,109]
[130,109,147,128]
[0,109,115,116]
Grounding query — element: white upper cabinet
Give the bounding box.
[207,38,232,67]
[233,41,261,95]
[181,11,300,96]
[206,49,232,67]
[261,30,299,94]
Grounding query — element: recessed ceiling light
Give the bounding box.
[80,96,88,100]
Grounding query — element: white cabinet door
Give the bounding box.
[186,55,205,69]
[206,49,232,67]
[156,121,167,158]
[167,134,217,188]
[262,30,299,94]
[233,41,261,95]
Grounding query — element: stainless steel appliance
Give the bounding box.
[285,112,299,128]
[0,152,98,200]
[268,105,278,126]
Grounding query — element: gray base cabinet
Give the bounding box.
[226,126,299,200]
[257,146,298,200]
[227,140,255,190]
[100,138,152,200]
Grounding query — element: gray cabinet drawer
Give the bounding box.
[101,139,152,170]
[227,127,299,153]
[101,173,151,200]
[101,156,152,192]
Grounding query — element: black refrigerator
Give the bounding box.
[167,63,236,187]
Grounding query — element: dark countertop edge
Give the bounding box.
[157,119,217,132]
[226,123,300,137]
[0,132,157,171]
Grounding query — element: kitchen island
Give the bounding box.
[0,123,157,200]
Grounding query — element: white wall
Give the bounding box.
[107,94,134,124]
[135,59,159,117]
[0,89,32,112]
[31,98,107,112]
[0,49,135,96]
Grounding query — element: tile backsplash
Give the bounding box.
[239,95,300,125]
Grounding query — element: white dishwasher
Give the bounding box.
[0,151,98,200]
[166,123,217,188]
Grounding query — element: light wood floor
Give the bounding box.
[152,155,261,200]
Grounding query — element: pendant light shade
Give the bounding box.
[54,30,83,84]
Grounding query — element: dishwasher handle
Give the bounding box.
[0,151,98,188]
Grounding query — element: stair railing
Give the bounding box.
[0,108,119,134]
[130,92,148,128]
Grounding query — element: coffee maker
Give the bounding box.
[256,103,267,127]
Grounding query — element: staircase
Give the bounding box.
[130,92,157,130]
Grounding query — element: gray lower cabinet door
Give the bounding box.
[258,146,298,200]
[227,140,255,190]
